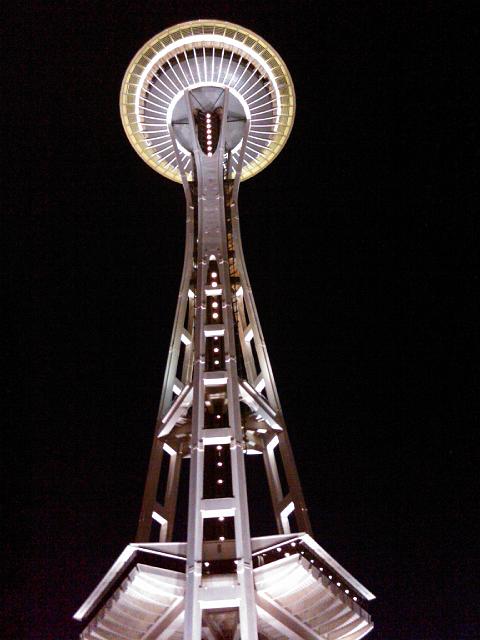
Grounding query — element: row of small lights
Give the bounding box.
[209,262,225,539]
[213,337,220,365]
[216,443,226,540]
[259,542,359,602]
[206,113,213,156]
[204,560,239,567]
[210,270,219,316]
[209,269,221,369]
[202,544,358,603]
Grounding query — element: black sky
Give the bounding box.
[8,2,479,639]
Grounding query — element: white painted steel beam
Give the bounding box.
[256,592,320,640]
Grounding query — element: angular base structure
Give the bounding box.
[76,535,373,640]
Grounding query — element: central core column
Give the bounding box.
[183,92,258,640]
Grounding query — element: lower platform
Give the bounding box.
[75,534,374,639]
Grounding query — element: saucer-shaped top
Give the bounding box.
[120,20,295,182]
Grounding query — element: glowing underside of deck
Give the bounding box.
[254,555,373,640]
[80,554,372,640]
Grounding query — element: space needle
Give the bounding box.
[74,20,375,639]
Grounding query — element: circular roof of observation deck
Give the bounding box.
[120,20,295,182]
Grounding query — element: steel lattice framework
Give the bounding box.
[75,20,375,640]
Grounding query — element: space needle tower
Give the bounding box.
[75,20,375,639]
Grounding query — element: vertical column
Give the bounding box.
[161,442,182,542]
[220,255,258,639]
[135,437,163,542]
[184,90,257,639]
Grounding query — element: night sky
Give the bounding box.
[10,2,478,639]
